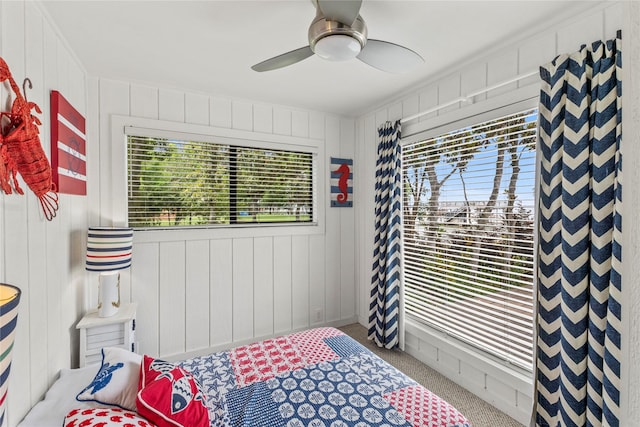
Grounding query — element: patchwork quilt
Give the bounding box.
[178,327,471,427]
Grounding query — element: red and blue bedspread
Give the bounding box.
[178,327,471,427]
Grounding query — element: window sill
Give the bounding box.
[132,222,323,243]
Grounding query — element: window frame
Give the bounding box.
[398,87,540,375]
[110,116,325,242]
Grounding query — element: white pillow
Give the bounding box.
[76,347,142,411]
[18,366,99,427]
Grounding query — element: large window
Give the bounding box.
[402,108,537,370]
[127,135,315,228]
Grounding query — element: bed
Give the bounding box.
[18,327,471,427]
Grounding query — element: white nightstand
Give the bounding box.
[76,302,137,367]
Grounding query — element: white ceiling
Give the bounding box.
[41,1,591,117]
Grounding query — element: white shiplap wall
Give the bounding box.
[354,2,623,425]
[622,1,640,422]
[1,2,88,426]
[87,78,357,361]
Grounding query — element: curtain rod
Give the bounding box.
[400,70,539,124]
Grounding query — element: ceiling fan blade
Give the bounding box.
[316,0,362,25]
[251,46,314,72]
[357,39,424,73]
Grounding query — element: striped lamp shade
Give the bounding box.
[0,284,21,426]
[86,227,133,272]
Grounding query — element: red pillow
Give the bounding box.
[136,356,209,427]
[64,407,156,427]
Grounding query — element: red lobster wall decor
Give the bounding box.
[0,56,58,220]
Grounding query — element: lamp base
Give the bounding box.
[98,271,120,317]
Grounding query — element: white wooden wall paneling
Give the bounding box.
[253,104,273,134]
[3,3,32,424]
[100,80,131,303]
[98,79,129,224]
[232,238,254,341]
[61,37,89,370]
[487,51,519,99]
[185,92,209,126]
[353,119,364,321]
[324,218,340,323]
[417,85,438,123]
[292,110,309,138]
[131,84,159,119]
[210,239,233,346]
[605,4,623,38]
[309,235,326,326]
[339,119,355,319]
[291,235,310,329]
[324,116,341,323]
[24,1,48,408]
[86,77,101,227]
[339,217,355,319]
[210,96,232,129]
[159,241,186,356]
[254,236,274,337]
[185,240,210,352]
[517,33,555,88]
[622,3,640,422]
[557,10,609,55]
[401,95,419,122]
[273,235,293,334]
[437,74,462,116]
[232,100,253,131]
[132,242,160,356]
[461,62,487,103]
[309,111,324,140]
[387,103,402,122]
[274,108,292,136]
[42,12,64,393]
[355,114,376,324]
[159,89,185,123]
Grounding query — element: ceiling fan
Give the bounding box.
[251,0,424,73]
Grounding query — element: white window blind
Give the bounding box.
[402,108,537,370]
[127,135,315,228]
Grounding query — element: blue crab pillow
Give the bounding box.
[76,347,142,411]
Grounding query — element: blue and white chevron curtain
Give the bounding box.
[369,120,402,349]
[536,33,622,427]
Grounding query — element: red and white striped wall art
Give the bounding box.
[50,90,86,195]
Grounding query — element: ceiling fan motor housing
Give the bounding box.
[309,15,368,60]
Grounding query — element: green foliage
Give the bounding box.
[127,136,313,228]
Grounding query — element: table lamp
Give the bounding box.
[0,283,21,426]
[86,227,133,317]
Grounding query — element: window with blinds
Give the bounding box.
[402,108,537,370]
[127,135,315,228]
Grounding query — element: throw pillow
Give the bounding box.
[64,407,156,427]
[137,356,210,427]
[76,347,142,411]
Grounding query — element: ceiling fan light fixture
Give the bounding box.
[314,35,361,61]
[251,1,423,73]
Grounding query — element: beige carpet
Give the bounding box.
[338,323,525,427]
